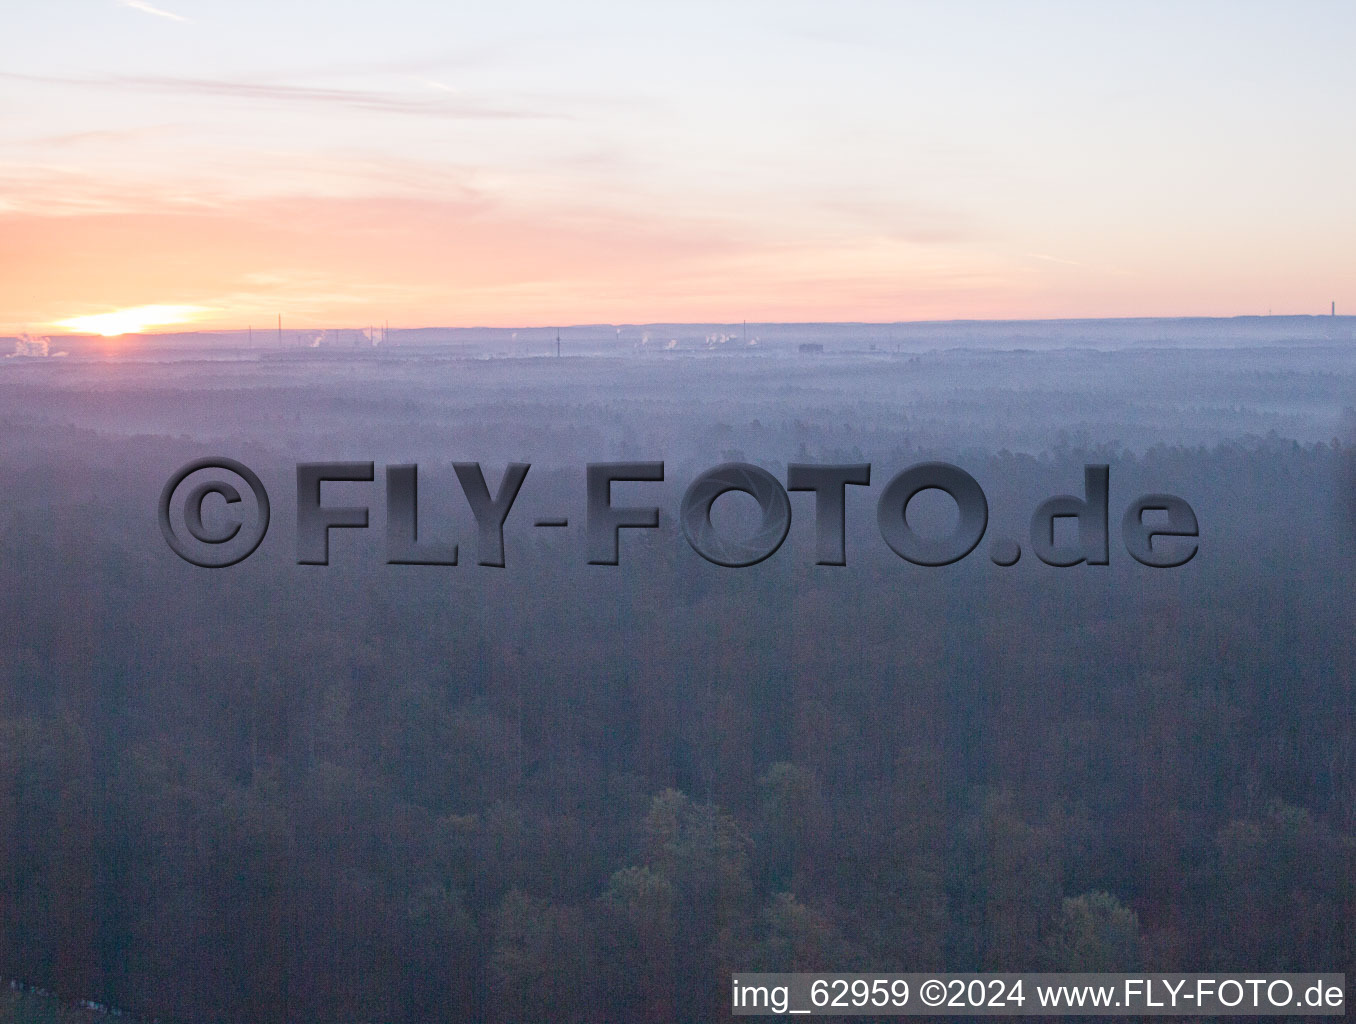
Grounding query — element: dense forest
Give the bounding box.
[1,337,1354,1021]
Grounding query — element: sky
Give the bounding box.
[2,0,1354,334]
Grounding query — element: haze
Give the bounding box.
[3,1,1355,332]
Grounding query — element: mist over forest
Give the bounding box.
[1,319,1354,1022]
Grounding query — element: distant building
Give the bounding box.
[798,342,824,354]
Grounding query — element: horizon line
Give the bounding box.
[19,311,1354,339]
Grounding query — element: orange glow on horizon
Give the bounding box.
[54,304,210,337]
[2,194,1348,334]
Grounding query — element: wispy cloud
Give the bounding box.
[119,75,560,120]
[1029,253,1085,267]
[0,71,560,121]
[16,124,181,149]
[119,0,190,23]
[416,78,461,95]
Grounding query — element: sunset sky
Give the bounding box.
[3,0,1355,334]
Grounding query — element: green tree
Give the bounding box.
[1043,891,1142,971]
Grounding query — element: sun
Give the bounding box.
[54,304,208,337]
